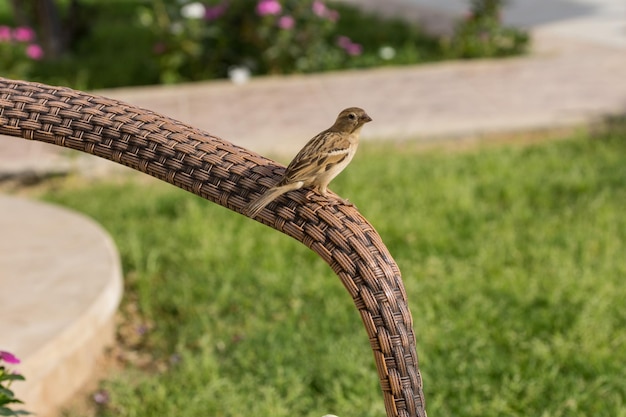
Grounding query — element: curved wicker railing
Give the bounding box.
[0,77,426,417]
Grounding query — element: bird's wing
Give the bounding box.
[282,130,351,184]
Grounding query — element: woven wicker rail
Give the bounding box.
[0,78,426,417]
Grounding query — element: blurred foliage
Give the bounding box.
[142,0,346,83]
[0,25,43,80]
[0,0,529,90]
[445,0,530,58]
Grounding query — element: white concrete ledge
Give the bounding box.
[0,195,123,417]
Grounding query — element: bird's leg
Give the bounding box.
[319,185,354,206]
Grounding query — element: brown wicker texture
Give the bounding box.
[0,77,426,417]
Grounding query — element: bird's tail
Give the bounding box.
[245,182,303,218]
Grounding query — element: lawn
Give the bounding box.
[37,123,626,417]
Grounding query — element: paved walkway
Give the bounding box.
[98,32,626,158]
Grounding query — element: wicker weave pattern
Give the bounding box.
[0,77,426,417]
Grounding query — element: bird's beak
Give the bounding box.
[361,114,373,123]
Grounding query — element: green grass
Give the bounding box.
[40,125,626,417]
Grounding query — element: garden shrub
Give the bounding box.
[0,0,530,91]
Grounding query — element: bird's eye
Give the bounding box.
[348,113,356,120]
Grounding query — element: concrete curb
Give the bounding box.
[0,195,123,417]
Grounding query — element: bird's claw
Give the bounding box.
[308,193,357,212]
[336,197,355,208]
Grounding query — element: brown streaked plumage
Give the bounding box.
[245,107,372,218]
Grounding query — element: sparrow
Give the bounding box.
[245,107,372,218]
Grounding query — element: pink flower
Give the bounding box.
[312,0,338,21]
[256,0,281,16]
[205,3,227,21]
[0,350,21,364]
[337,36,362,56]
[277,15,295,30]
[26,44,44,60]
[336,36,351,49]
[346,43,363,56]
[13,26,35,42]
[0,25,11,42]
[326,9,339,22]
[93,389,110,404]
[312,0,327,17]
